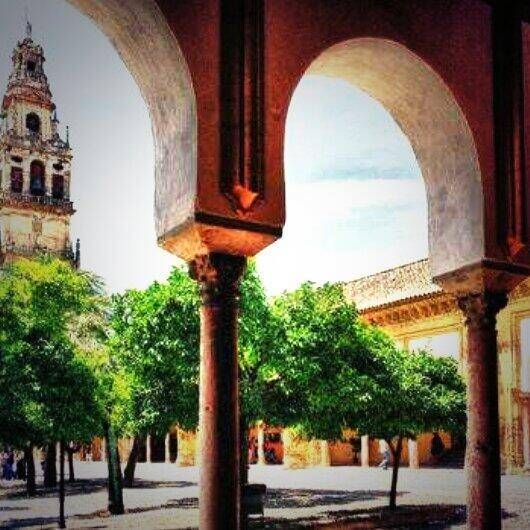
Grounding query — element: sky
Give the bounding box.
[0,0,428,296]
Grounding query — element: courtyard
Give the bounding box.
[1,464,530,529]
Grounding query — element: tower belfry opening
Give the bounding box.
[0,24,79,267]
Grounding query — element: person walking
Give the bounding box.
[378,447,391,470]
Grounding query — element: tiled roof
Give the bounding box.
[344,259,442,311]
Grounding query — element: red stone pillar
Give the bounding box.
[191,253,246,530]
[458,291,507,530]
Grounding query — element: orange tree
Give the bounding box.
[352,345,466,509]
[0,257,103,525]
[269,282,466,509]
[108,265,200,487]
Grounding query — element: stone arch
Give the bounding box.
[66,0,197,241]
[292,38,483,278]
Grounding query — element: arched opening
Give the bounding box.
[67,0,197,243]
[26,112,40,134]
[297,38,483,280]
[29,160,45,196]
[268,38,483,469]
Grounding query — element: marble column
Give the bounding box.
[100,438,106,462]
[408,439,419,469]
[361,435,370,467]
[190,253,245,530]
[522,402,530,469]
[458,291,507,530]
[146,435,152,463]
[319,440,331,466]
[257,424,266,465]
[165,433,171,464]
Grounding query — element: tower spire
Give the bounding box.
[0,28,75,267]
[25,6,32,39]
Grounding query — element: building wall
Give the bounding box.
[362,279,530,474]
[0,207,69,253]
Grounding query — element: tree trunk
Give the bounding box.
[105,423,124,515]
[389,436,403,510]
[24,443,36,497]
[123,436,140,488]
[59,441,66,529]
[44,443,57,488]
[67,447,75,483]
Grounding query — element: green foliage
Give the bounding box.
[269,282,375,439]
[238,261,285,427]
[0,254,465,485]
[107,260,283,437]
[352,346,466,442]
[108,265,200,436]
[0,257,104,447]
[269,281,466,443]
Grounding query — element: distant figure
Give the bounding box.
[5,452,14,480]
[431,432,445,464]
[378,447,391,470]
[264,441,277,464]
[16,457,26,481]
[248,442,255,465]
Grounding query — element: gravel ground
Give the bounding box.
[0,463,529,529]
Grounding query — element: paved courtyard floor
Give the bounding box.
[0,463,529,529]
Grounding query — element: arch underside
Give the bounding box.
[66,0,197,242]
[307,38,484,278]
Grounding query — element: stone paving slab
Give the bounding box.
[0,464,529,529]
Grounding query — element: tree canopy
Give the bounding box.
[0,256,466,514]
[0,257,103,448]
[107,265,200,438]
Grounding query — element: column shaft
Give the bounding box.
[257,424,265,465]
[319,440,331,466]
[408,439,419,469]
[191,253,245,530]
[523,405,530,469]
[146,435,152,463]
[165,433,171,464]
[361,435,370,467]
[459,292,507,530]
[100,437,106,462]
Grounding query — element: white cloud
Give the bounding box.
[285,177,426,225]
[257,177,428,295]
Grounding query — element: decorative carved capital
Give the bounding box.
[457,291,508,329]
[189,253,246,305]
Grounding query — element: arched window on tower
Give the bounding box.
[52,174,64,200]
[26,113,40,135]
[30,161,45,196]
[10,167,23,193]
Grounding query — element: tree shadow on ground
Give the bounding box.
[125,479,196,489]
[1,478,196,501]
[1,478,108,500]
[248,504,518,529]
[265,489,395,509]
[158,489,398,511]
[0,515,59,529]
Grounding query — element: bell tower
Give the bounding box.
[0,21,79,266]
